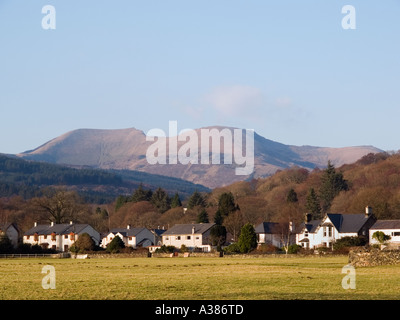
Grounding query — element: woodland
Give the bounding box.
[1,152,400,237]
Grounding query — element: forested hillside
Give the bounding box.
[0,154,209,203]
[103,151,400,235]
[208,152,400,227]
[2,152,400,236]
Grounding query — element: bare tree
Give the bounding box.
[275,205,296,255]
[277,221,293,255]
[224,210,244,242]
[33,189,85,224]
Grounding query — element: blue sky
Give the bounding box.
[0,0,399,154]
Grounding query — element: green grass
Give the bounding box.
[1,255,400,300]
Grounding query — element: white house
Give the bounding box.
[297,207,376,249]
[255,222,295,248]
[369,220,400,249]
[101,225,155,249]
[162,223,215,252]
[23,221,101,252]
[0,223,19,248]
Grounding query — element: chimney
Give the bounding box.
[127,224,131,230]
[192,226,195,234]
[289,221,293,232]
[70,221,73,225]
[34,222,37,227]
[50,222,54,227]
[365,206,372,217]
[305,213,312,223]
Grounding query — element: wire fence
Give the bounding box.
[0,253,69,259]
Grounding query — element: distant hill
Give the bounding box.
[0,154,210,203]
[17,127,382,188]
[202,151,400,228]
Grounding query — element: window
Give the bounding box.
[324,227,332,237]
[187,236,191,240]
[64,234,68,239]
[392,232,400,237]
[43,235,47,240]
[196,236,200,240]
[176,236,181,241]
[165,237,169,240]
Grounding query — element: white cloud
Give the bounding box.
[205,85,265,117]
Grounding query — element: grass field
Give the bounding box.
[1,255,400,300]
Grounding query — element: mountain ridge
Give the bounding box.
[17,126,382,188]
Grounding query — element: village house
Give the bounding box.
[162,223,215,252]
[296,206,377,249]
[148,228,167,252]
[0,223,19,248]
[23,221,100,252]
[296,215,321,249]
[369,220,400,249]
[255,222,288,248]
[101,225,155,249]
[152,227,166,246]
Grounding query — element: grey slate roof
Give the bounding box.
[299,213,374,235]
[370,220,400,230]
[109,227,147,237]
[152,229,166,237]
[163,223,215,236]
[299,220,321,233]
[24,223,92,236]
[326,213,371,233]
[255,222,281,234]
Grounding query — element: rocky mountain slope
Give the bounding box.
[18,127,382,189]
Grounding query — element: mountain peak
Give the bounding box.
[17,127,382,189]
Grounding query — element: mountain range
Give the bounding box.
[17,127,382,189]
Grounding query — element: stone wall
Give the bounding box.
[349,247,400,267]
[87,252,150,258]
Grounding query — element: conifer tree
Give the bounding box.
[170,192,182,208]
[217,192,239,217]
[305,188,321,218]
[214,209,224,225]
[286,188,298,203]
[319,161,348,213]
[151,187,171,213]
[131,183,152,203]
[197,208,209,223]
[237,223,257,253]
[187,191,206,209]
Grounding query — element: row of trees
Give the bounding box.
[284,161,348,220]
[115,184,182,213]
